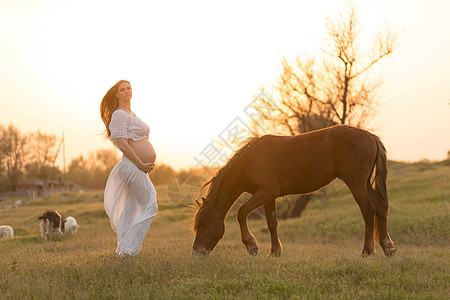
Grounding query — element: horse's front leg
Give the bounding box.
[264,200,283,257]
[237,191,275,256]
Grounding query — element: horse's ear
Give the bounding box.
[201,197,208,204]
[195,199,201,207]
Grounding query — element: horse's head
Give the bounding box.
[190,140,255,255]
[192,197,225,255]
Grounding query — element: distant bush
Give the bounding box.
[440,159,450,167]
[150,164,177,185]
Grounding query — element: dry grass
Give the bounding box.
[0,162,449,299]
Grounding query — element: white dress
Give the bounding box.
[104,109,158,257]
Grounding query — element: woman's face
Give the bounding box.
[116,82,132,102]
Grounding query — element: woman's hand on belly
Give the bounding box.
[141,162,155,173]
[114,138,156,173]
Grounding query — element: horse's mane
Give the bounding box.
[192,135,260,232]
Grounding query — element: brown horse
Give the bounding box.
[192,125,396,257]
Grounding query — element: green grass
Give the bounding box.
[0,161,449,299]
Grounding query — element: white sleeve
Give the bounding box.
[109,110,129,142]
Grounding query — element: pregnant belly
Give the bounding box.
[129,139,156,163]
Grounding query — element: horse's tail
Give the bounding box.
[370,134,388,242]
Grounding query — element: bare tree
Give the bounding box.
[24,131,57,179]
[264,1,397,134]
[0,124,27,190]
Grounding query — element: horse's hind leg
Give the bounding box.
[237,190,276,256]
[264,200,282,257]
[348,186,377,256]
[368,188,396,256]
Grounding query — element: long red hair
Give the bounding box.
[100,80,130,138]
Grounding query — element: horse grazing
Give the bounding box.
[192,125,396,257]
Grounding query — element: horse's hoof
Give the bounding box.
[268,248,282,257]
[361,249,376,257]
[192,248,210,256]
[268,252,282,258]
[383,247,396,257]
[247,247,258,256]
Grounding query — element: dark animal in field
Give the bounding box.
[38,210,65,240]
[192,125,396,257]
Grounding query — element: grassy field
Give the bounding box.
[0,161,449,299]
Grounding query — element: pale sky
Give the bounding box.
[1,0,449,171]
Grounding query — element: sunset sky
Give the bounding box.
[1,0,449,171]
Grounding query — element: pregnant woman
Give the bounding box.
[100,79,158,258]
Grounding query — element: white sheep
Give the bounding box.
[64,216,79,234]
[0,225,14,238]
